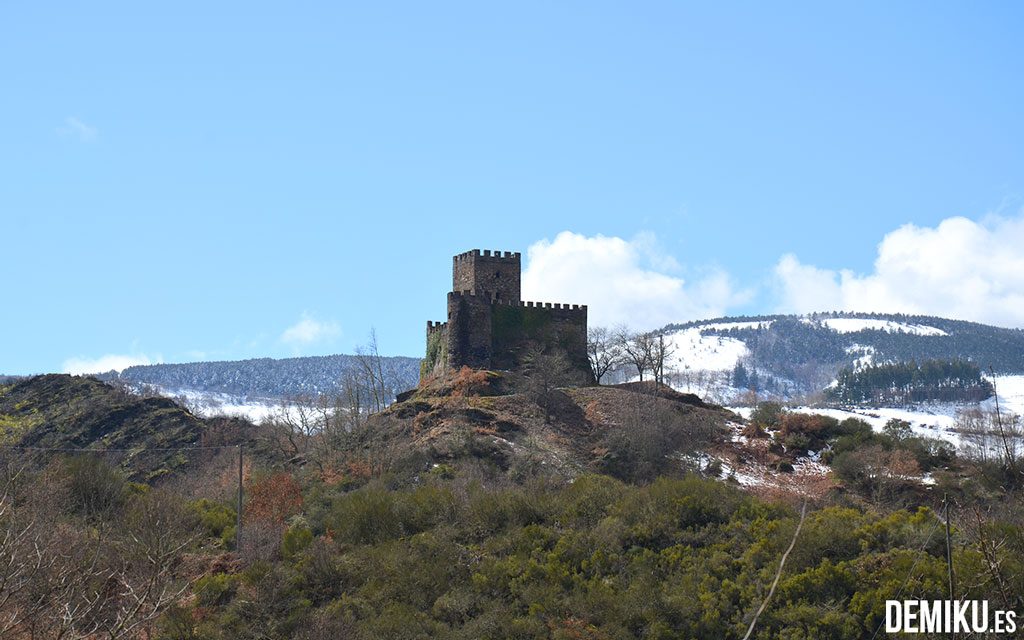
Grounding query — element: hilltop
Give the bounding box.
[0,375,250,481]
[360,370,733,483]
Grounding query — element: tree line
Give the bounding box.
[826,359,994,405]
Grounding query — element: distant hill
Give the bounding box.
[98,353,422,402]
[652,311,1024,402]
[0,375,225,480]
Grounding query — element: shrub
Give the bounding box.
[194,573,238,607]
[282,524,314,560]
[246,473,304,525]
[191,499,236,544]
[62,455,127,520]
[750,401,784,429]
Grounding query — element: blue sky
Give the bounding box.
[3,2,1024,374]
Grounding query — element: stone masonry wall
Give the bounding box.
[446,290,493,369]
[489,301,589,377]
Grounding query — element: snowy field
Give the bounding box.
[160,388,282,423]
[729,375,1024,454]
[805,317,948,336]
[664,327,748,373]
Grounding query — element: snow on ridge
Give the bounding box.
[817,318,948,336]
[151,387,282,423]
[665,327,748,372]
[844,344,876,368]
[694,320,774,332]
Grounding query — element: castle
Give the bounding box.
[423,250,591,380]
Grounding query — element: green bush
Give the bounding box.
[194,573,238,607]
[282,524,314,560]
[190,499,236,544]
[750,401,784,429]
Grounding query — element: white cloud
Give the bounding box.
[57,116,98,142]
[280,312,341,349]
[62,353,157,375]
[522,231,752,330]
[773,214,1024,327]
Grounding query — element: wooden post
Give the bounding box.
[237,444,243,557]
[944,493,955,601]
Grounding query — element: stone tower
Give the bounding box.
[452,250,521,302]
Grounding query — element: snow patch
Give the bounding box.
[844,344,876,368]
[155,387,283,423]
[816,318,948,336]
[695,320,774,332]
[982,374,1024,417]
[665,327,748,372]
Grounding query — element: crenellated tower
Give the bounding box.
[452,250,521,302]
[423,249,591,382]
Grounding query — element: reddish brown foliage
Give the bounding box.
[345,459,373,480]
[245,473,303,525]
[548,617,611,639]
[449,366,491,398]
[778,413,832,437]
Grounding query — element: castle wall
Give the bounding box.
[453,250,521,302]
[423,321,450,377]
[446,290,493,369]
[489,301,589,377]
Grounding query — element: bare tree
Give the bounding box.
[650,331,676,385]
[94,490,201,640]
[354,328,391,413]
[614,326,655,382]
[267,396,319,464]
[0,460,200,640]
[957,407,1023,469]
[516,347,585,423]
[587,326,623,385]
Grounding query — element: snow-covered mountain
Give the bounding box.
[649,311,1024,404]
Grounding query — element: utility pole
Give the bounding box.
[237,444,243,558]
[944,493,955,602]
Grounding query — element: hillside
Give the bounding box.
[103,354,420,398]
[0,375,247,481]
[322,371,736,484]
[93,353,421,419]
[653,311,1024,402]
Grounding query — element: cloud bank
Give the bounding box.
[63,353,157,375]
[521,231,751,330]
[280,312,341,349]
[774,215,1024,327]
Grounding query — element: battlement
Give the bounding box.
[491,298,588,312]
[448,289,497,301]
[453,249,521,261]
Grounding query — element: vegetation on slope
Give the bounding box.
[0,374,217,480]
[3,368,1024,639]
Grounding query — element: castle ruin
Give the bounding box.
[423,250,591,380]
